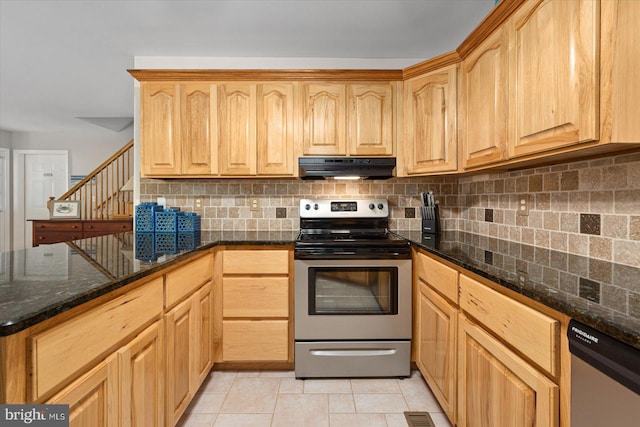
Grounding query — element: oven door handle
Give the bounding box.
[310,349,397,357]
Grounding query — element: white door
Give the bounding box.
[13,150,68,249]
[0,148,9,256]
[0,148,8,283]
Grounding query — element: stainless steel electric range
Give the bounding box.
[294,198,412,378]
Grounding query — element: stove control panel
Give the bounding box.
[300,198,388,218]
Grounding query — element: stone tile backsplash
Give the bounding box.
[139,177,459,232]
[457,152,640,268]
[140,151,640,267]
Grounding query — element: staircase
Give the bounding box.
[33,140,135,247]
[57,139,134,219]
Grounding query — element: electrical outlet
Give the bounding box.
[517,194,530,216]
[250,198,260,211]
[193,195,205,213]
[517,271,529,285]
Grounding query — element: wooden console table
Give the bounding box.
[30,218,133,246]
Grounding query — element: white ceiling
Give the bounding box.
[0,0,495,133]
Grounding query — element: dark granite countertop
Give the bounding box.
[393,230,640,351]
[4,228,638,352]
[0,230,297,336]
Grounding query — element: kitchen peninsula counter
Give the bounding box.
[0,230,297,336]
[394,230,640,351]
[3,229,638,352]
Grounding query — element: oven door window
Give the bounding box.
[308,267,398,315]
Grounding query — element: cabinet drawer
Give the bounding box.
[416,252,459,304]
[459,275,559,376]
[30,278,163,400]
[84,221,133,233]
[165,253,213,308]
[223,277,289,318]
[223,250,289,275]
[34,232,82,245]
[33,221,82,232]
[222,320,288,361]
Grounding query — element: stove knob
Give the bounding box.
[377,203,384,210]
[369,203,375,210]
[305,204,311,210]
[314,203,319,210]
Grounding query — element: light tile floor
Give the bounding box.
[178,370,452,427]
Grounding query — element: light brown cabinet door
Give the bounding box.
[218,84,257,175]
[257,83,295,175]
[461,27,508,169]
[118,321,164,427]
[302,83,347,156]
[418,284,457,424]
[195,282,214,386]
[601,0,640,144]
[47,354,119,427]
[141,83,181,176]
[165,296,195,426]
[458,315,558,427]
[508,0,598,158]
[348,84,394,156]
[404,66,458,174]
[181,83,217,175]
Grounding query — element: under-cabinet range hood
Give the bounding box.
[298,157,396,180]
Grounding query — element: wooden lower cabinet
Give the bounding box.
[47,354,119,427]
[218,248,292,364]
[165,296,194,426]
[417,283,457,423]
[118,321,164,427]
[165,281,213,426]
[195,283,214,385]
[222,320,288,361]
[458,315,559,427]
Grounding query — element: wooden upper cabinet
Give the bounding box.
[181,84,217,175]
[302,83,347,156]
[600,0,640,144]
[507,0,599,158]
[141,83,181,176]
[461,27,508,169]
[218,84,257,176]
[257,83,296,175]
[349,84,394,156]
[404,66,458,174]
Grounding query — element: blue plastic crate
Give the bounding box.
[154,208,180,232]
[135,232,158,261]
[155,232,177,253]
[135,202,163,232]
[178,231,202,250]
[178,212,201,232]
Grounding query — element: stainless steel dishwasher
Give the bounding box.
[568,320,640,426]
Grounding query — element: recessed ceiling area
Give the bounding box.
[0,0,495,133]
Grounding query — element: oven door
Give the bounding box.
[294,258,412,340]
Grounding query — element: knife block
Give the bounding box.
[421,205,440,234]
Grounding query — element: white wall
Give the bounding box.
[10,125,133,176]
[0,130,12,149]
